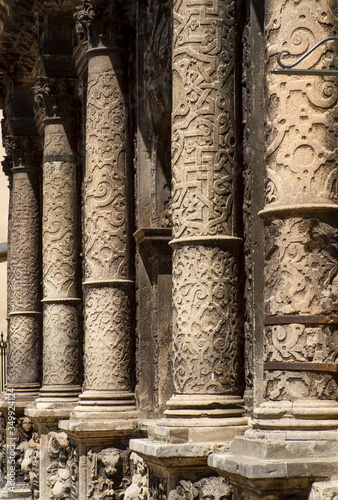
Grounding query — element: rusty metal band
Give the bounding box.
[264,315,338,326]
[264,361,338,374]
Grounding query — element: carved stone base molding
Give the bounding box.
[129,441,233,500]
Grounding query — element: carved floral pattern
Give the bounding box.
[172,245,241,395]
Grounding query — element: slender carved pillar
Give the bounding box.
[3,121,42,406]
[32,77,81,409]
[64,0,137,425]
[163,0,246,433]
[208,1,338,496]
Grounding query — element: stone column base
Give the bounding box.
[130,438,233,498]
[151,417,248,444]
[208,432,338,500]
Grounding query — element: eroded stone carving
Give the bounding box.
[168,476,232,500]
[309,480,338,500]
[124,452,148,500]
[47,431,78,500]
[21,431,40,499]
[87,447,130,499]
[149,477,167,500]
[169,0,244,407]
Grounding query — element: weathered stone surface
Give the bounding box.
[2,117,42,403]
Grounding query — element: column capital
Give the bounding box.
[33,76,80,120]
[3,134,42,168]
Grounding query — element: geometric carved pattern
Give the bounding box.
[84,60,130,281]
[42,117,80,391]
[8,315,40,384]
[43,303,80,386]
[7,158,41,386]
[265,2,338,209]
[172,0,237,240]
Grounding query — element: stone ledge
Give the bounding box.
[59,417,139,440]
[130,438,227,469]
[208,452,338,480]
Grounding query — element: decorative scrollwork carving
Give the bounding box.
[74,0,127,50]
[34,77,79,118]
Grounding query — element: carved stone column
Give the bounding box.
[209,1,338,497]
[2,121,42,408]
[61,0,137,435]
[131,0,245,495]
[27,78,82,414]
[155,0,247,440]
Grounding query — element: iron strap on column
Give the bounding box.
[271,36,338,76]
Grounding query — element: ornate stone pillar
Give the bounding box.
[131,0,245,495]
[26,78,81,414]
[0,106,42,498]
[156,0,247,440]
[209,1,338,497]
[2,120,42,408]
[24,75,83,499]
[62,0,137,434]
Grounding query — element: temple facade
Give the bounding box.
[0,0,337,498]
